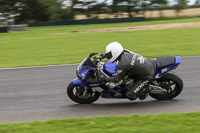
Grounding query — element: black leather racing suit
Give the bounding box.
[100,49,156,99]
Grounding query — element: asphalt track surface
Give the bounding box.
[0,56,200,123]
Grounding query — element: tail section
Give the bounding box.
[154,56,181,79]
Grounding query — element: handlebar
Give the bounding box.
[93,52,107,64]
[93,56,100,64]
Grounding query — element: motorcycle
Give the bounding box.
[67,53,183,104]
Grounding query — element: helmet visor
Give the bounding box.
[106,51,112,60]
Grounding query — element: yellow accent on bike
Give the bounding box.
[77,66,80,71]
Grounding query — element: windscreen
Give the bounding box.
[82,53,97,69]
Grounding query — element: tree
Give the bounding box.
[69,0,95,19]
[16,0,50,22]
[90,1,107,14]
[122,0,139,17]
[146,0,168,18]
[80,0,97,18]
[0,0,70,22]
[140,0,149,17]
[110,0,127,17]
[174,0,188,17]
[0,0,24,16]
[195,0,200,4]
[68,0,78,19]
[68,0,107,19]
[39,0,67,20]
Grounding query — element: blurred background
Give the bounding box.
[0,1,200,128]
[0,0,200,26]
[0,0,200,68]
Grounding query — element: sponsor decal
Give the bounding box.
[130,55,136,66]
[81,74,85,77]
[161,68,168,73]
[116,80,123,85]
[113,73,118,76]
[77,65,80,71]
[112,70,123,76]
[134,81,148,93]
[155,74,161,79]
[90,84,100,86]
[117,70,123,73]
[137,56,145,64]
[106,80,124,86]
[77,73,84,80]
[137,57,141,60]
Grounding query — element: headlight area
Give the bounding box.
[85,70,99,83]
[76,73,84,80]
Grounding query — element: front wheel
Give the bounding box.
[150,73,183,100]
[67,82,101,104]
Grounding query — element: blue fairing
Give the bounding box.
[76,57,96,81]
[175,56,181,64]
[103,61,118,76]
[154,56,181,79]
[73,78,82,85]
[77,67,95,80]
[72,78,86,88]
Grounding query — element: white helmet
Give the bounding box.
[105,42,124,63]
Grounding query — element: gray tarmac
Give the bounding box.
[0,56,200,123]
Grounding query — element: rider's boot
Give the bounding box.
[126,79,149,100]
[138,86,149,100]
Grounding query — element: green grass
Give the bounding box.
[0,18,200,68]
[146,15,200,21]
[0,112,200,133]
[29,17,200,32]
[29,17,200,31]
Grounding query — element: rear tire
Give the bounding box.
[150,73,183,100]
[67,82,101,104]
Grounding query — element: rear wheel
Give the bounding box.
[67,82,101,104]
[150,73,183,100]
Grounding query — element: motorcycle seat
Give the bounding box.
[156,56,175,69]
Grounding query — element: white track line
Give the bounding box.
[0,64,79,70]
[181,56,200,58]
[0,56,199,71]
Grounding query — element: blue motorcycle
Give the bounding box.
[67,53,183,104]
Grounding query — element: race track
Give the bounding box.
[0,56,200,123]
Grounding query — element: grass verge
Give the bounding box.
[0,18,200,68]
[146,15,200,21]
[0,112,200,133]
[29,17,200,32]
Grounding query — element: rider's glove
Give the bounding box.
[99,52,106,60]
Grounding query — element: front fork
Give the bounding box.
[73,78,89,99]
[82,86,90,99]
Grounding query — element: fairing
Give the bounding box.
[103,61,118,76]
[154,56,181,79]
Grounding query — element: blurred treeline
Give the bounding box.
[0,0,200,23]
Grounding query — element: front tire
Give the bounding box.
[67,82,101,104]
[150,73,183,100]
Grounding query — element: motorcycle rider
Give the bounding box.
[98,42,156,100]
